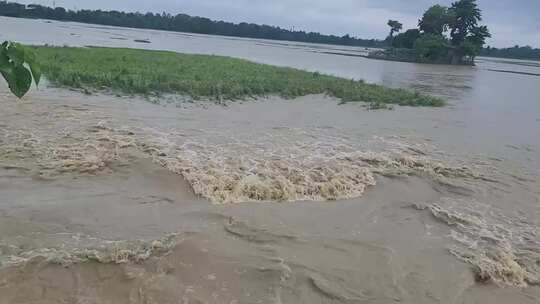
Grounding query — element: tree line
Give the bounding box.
[384,0,491,64]
[2,1,537,62]
[0,1,385,47]
[480,45,540,61]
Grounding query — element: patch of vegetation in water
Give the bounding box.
[376,1,491,66]
[32,46,444,107]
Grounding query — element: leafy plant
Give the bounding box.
[0,41,41,98]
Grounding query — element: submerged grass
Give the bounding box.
[32,46,444,107]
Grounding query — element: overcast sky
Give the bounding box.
[16,0,540,47]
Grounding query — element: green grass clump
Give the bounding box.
[32,46,444,107]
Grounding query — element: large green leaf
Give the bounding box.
[1,41,40,98]
[0,51,10,72]
[6,42,26,65]
[1,64,32,98]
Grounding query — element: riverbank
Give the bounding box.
[32,46,444,107]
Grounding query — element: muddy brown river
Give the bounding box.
[1,17,539,303]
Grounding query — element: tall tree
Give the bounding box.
[377,0,492,64]
[418,5,449,36]
[393,29,421,49]
[466,25,491,55]
[387,20,403,38]
[448,0,481,45]
[414,34,449,60]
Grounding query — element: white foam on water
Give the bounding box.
[415,198,540,287]
[0,232,184,267]
[137,126,490,204]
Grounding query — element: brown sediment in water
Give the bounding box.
[1,231,183,267]
[1,107,489,205]
[0,95,494,205]
[1,88,539,303]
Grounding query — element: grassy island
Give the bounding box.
[32,46,444,107]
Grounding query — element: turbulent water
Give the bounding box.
[1,16,540,303]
